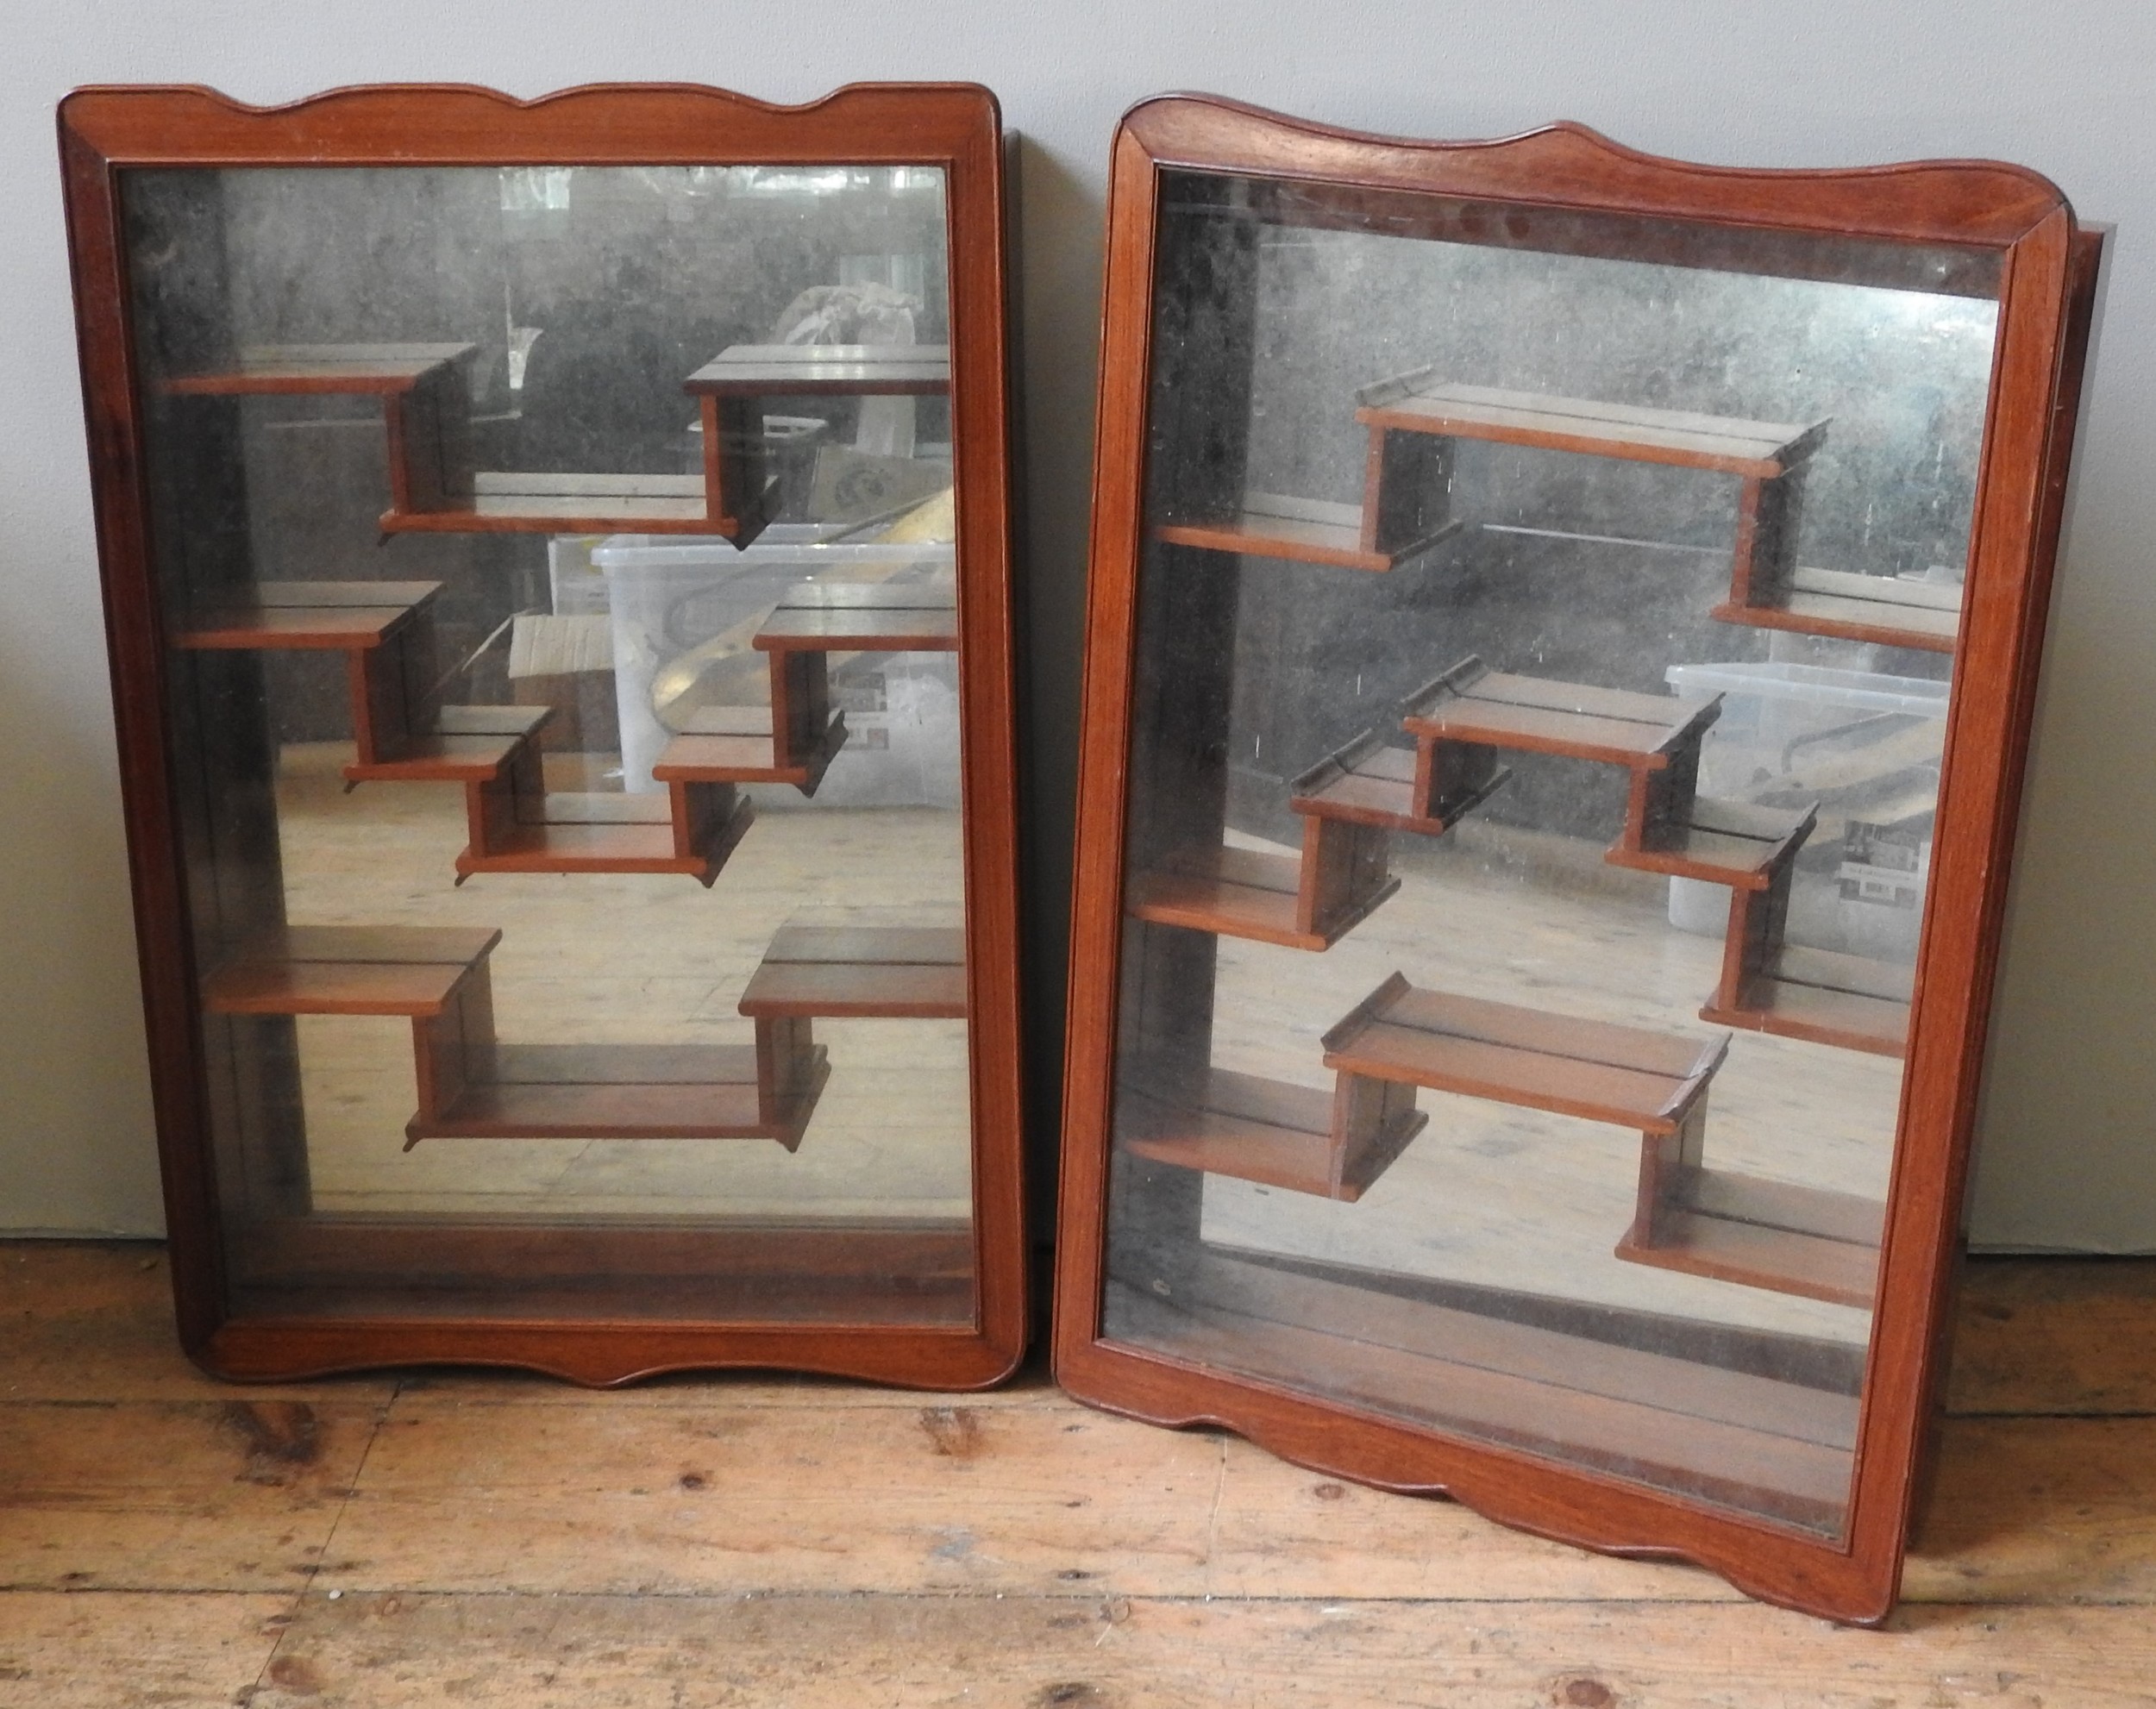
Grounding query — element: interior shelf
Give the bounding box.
[727,923,964,1144]
[378,472,718,535]
[176,586,759,887]
[173,579,443,648]
[201,925,501,1018]
[1606,797,1818,890]
[720,583,958,804]
[174,580,443,772]
[343,704,552,788]
[1154,492,1460,572]
[1617,1166,1884,1309]
[681,343,950,548]
[164,343,476,520]
[1288,728,1510,836]
[1320,973,1727,1137]
[682,343,952,396]
[1127,841,1398,953]
[166,342,476,395]
[1350,372,1914,654]
[1399,654,1721,854]
[1355,374,1828,477]
[406,1042,816,1149]
[165,339,943,544]
[455,787,755,888]
[1119,1067,1426,1203]
[204,924,824,1149]
[1712,565,1961,654]
[1704,944,1913,1058]
[654,704,850,794]
[752,582,961,653]
[1401,654,1719,770]
[736,923,968,1019]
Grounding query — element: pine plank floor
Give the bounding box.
[3,1244,2155,1706]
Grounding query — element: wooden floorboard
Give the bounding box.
[1946,1257,2156,1415]
[3,1243,2156,1702]
[0,1396,381,1593]
[60,1593,2156,1709]
[0,1592,292,1709]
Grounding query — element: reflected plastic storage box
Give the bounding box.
[1663,660,1950,957]
[591,530,959,808]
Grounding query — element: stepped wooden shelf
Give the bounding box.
[201,924,821,1149]
[200,924,501,1023]
[1711,564,1960,654]
[453,786,754,888]
[1125,682,1541,955]
[1399,654,1721,854]
[1357,374,1828,478]
[1390,656,1900,1063]
[1289,728,1510,837]
[683,343,951,397]
[1670,804,1911,1058]
[1703,940,1913,1059]
[736,923,966,1148]
[344,704,551,781]
[1120,1065,1426,1202]
[683,343,951,548]
[1606,795,1819,891]
[1127,834,1398,953]
[385,472,720,534]
[736,923,968,1019]
[1311,974,1882,1304]
[1618,1161,1884,1309]
[654,704,850,795]
[1155,491,1462,573]
[1321,973,1727,1141]
[344,705,551,861]
[1128,973,1733,1210]
[173,579,443,772]
[166,341,950,546]
[1145,723,1505,959]
[1352,372,1867,633]
[748,581,958,791]
[166,343,477,397]
[170,587,753,886]
[409,1041,812,1147]
[164,345,478,522]
[653,576,957,801]
[753,580,961,652]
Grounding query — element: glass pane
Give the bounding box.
[123,163,974,1324]
[1103,170,1995,1536]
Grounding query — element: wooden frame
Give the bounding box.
[1053,96,2102,1621]
[61,81,1025,1389]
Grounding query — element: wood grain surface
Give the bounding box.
[3,1245,2155,1704]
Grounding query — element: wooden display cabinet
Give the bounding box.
[1055,97,2103,1619]
[62,82,1025,1387]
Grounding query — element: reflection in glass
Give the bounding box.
[1104,172,1993,1534]
[124,164,974,1324]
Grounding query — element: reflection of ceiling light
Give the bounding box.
[492,164,944,214]
[1851,281,2001,343]
[498,166,571,214]
[734,166,857,196]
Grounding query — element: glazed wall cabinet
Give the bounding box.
[61,82,1026,1387]
[1052,96,2102,1619]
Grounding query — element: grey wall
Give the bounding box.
[2,0,2148,1247]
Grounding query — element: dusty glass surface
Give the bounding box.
[1103,171,1993,1534]
[124,164,975,1324]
